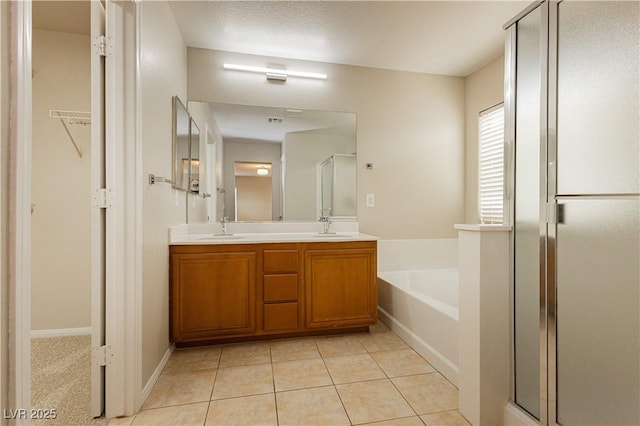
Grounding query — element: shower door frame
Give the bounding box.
[505,1,559,424]
[506,1,639,424]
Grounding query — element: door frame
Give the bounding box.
[6,0,142,420]
[6,1,33,421]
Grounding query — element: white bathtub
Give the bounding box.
[378,268,459,385]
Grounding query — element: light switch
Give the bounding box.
[366,193,375,207]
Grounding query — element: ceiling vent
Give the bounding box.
[285,109,303,117]
[267,117,283,123]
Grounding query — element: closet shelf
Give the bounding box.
[49,109,91,158]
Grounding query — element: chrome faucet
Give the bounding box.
[218,216,231,236]
[319,216,335,234]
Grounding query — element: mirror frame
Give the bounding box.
[188,117,200,194]
[172,96,190,191]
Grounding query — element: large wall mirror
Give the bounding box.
[172,96,191,191]
[188,101,357,222]
[173,95,201,196]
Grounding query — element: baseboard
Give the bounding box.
[378,307,459,386]
[139,344,175,411]
[503,402,540,426]
[31,327,92,338]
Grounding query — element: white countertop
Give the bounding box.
[170,232,379,245]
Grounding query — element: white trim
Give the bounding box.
[31,327,92,338]
[9,1,33,422]
[133,0,144,413]
[139,345,174,409]
[378,307,459,386]
[454,223,513,232]
[104,0,141,418]
[504,402,541,426]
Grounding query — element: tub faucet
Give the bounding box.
[319,216,335,234]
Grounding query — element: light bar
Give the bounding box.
[223,63,327,80]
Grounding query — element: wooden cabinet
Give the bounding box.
[304,243,377,328]
[262,249,301,331]
[170,240,376,345]
[170,248,256,342]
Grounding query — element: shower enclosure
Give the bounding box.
[320,154,356,219]
[506,1,639,424]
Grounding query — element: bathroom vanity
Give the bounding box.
[169,233,377,346]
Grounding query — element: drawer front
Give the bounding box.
[264,274,298,302]
[264,250,299,274]
[264,303,299,331]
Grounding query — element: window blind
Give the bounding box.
[479,105,505,224]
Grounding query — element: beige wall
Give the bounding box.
[140,1,187,386]
[464,56,505,223]
[31,29,91,331]
[188,49,465,239]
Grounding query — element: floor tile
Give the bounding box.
[142,370,215,409]
[370,349,436,377]
[270,338,320,362]
[107,417,135,425]
[132,402,208,425]
[219,342,271,367]
[392,374,458,415]
[360,416,426,425]
[315,334,367,357]
[276,386,350,426]
[211,364,273,400]
[272,358,332,391]
[324,353,386,384]
[336,379,415,425]
[421,410,470,426]
[206,393,277,426]
[163,346,222,374]
[358,331,409,352]
[369,322,392,334]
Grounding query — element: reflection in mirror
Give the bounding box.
[172,96,190,191]
[234,162,272,221]
[188,102,357,222]
[189,117,200,194]
[321,154,356,218]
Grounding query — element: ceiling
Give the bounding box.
[33,1,91,35]
[32,1,529,76]
[169,1,528,77]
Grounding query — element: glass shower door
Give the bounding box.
[513,4,544,419]
[553,1,640,424]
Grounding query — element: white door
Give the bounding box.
[90,0,106,418]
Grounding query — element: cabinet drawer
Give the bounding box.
[264,250,299,273]
[264,303,299,330]
[264,274,298,302]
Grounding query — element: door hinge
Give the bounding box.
[93,345,113,367]
[93,35,114,57]
[93,188,114,208]
[546,202,565,224]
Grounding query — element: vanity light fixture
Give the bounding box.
[223,63,327,81]
[257,167,269,176]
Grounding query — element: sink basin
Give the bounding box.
[196,234,242,241]
[315,233,352,238]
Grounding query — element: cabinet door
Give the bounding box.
[304,247,376,328]
[171,251,256,341]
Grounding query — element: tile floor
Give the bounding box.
[119,323,470,426]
